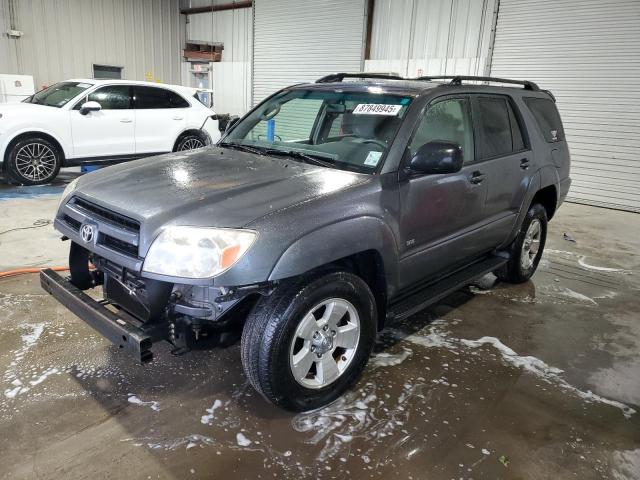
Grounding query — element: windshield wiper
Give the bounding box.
[220,142,336,169]
[261,148,335,169]
[219,142,265,156]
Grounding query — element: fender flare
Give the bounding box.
[268,216,400,296]
[504,170,541,246]
[1,128,71,165]
[504,166,561,246]
[539,164,561,194]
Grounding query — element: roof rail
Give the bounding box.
[316,72,404,83]
[414,75,539,91]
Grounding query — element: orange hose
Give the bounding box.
[0,266,69,279]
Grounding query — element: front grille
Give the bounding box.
[100,234,139,258]
[63,214,81,231]
[65,196,141,260]
[72,197,140,232]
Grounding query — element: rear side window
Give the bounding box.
[476,96,527,158]
[134,86,190,109]
[524,97,564,142]
[477,97,513,158]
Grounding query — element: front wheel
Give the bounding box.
[6,136,62,185]
[495,203,548,283]
[241,271,377,411]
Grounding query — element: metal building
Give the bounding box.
[0,0,184,89]
[490,0,640,212]
[1,0,638,212]
[252,0,366,105]
[363,0,640,212]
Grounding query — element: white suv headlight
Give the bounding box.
[142,226,257,279]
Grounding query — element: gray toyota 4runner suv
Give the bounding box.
[41,73,571,411]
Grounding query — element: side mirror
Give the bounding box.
[79,101,101,115]
[409,141,464,175]
[211,114,240,133]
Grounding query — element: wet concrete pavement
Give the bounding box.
[0,199,639,479]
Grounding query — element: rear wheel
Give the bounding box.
[174,133,207,151]
[6,136,62,185]
[241,271,377,411]
[495,203,547,283]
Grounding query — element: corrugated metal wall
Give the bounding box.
[184,0,252,115]
[366,0,497,77]
[0,0,19,73]
[0,0,184,88]
[252,0,367,105]
[491,0,640,212]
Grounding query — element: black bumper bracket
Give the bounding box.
[40,268,155,363]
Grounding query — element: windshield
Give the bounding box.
[29,81,93,108]
[224,89,413,173]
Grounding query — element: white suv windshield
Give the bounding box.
[223,89,412,173]
[28,81,93,108]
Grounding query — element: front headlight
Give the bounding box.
[57,178,79,210]
[142,226,257,279]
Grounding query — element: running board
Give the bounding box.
[387,255,507,321]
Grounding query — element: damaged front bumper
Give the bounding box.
[40,268,159,363]
[41,247,275,363]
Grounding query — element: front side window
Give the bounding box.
[74,85,132,110]
[29,81,92,108]
[409,97,475,164]
[134,86,190,109]
[224,89,412,173]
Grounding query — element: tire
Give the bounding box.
[495,203,548,284]
[174,132,208,152]
[5,136,62,185]
[241,271,377,411]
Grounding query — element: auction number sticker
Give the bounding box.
[353,104,402,115]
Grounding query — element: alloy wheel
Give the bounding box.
[178,138,205,151]
[15,142,57,181]
[288,298,361,389]
[521,219,542,270]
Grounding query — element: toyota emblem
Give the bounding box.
[80,224,95,243]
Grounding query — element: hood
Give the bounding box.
[71,147,366,245]
[0,102,59,125]
[0,102,53,114]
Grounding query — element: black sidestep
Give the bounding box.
[387,254,508,321]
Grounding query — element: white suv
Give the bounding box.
[0,79,222,185]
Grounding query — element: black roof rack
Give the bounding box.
[316,72,404,83]
[414,75,539,91]
[315,73,540,92]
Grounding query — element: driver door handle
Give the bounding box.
[119,118,133,123]
[469,171,485,184]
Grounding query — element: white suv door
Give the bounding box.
[69,85,135,158]
[133,86,188,154]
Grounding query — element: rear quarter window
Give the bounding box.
[524,97,565,143]
[135,86,190,109]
